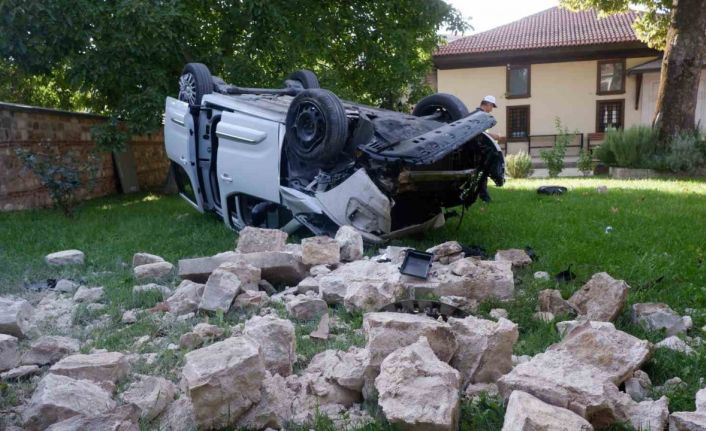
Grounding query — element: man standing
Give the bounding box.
[475,95,501,202]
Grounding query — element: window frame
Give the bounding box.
[506,104,531,142]
[595,99,625,133]
[596,59,626,95]
[506,64,531,99]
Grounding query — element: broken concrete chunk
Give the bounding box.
[344,279,405,313]
[121,375,176,421]
[22,335,80,366]
[441,258,514,301]
[285,295,328,321]
[22,374,115,431]
[335,225,364,262]
[132,252,165,268]
[537,289,575,315]
[375,336,460,431]
[363,312,458,372]
[0,334,19,372]
[302,236,341,265]
[179,251,307,285]
[320,260,404,310]
[0,297,33,338]
[306,347,369,392]
[166,280,204,315]
[236,226,288,253]
[134,261,174,280]
[495,248,533,268]
[243,314,296,377]
[45,249,85,266]
[632,302,687,334]
[181,336,265,429]
[199,264,244,313]
[448,316,518,385]
[567,272,628,322]
[49,351,130,386]
[72,286,104,303]
[501,390,594,431]
[44,404,140,431]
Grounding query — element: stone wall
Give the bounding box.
[0,102,169,211]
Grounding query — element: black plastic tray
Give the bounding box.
[399,249,434,279]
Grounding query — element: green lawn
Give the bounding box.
[1,177,706,430]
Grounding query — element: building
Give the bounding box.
[433,7,706,157]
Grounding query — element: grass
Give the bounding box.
[1,177,706,429]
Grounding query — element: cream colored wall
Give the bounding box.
[437,57,655,141]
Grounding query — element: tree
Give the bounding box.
[561,0,706,141]
[0,1,468,148]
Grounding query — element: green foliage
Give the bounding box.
[505,151,534,178]
[560,0,671,49]
[540,118,570,178]
[14,142,99,217]
[0,0,469,144]
[459,395,505,431]
[663,131,706,173]
[595,126,660,169]
[577,148,593,176]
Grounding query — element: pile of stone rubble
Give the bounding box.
[0,226,704,430]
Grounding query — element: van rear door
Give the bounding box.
[164,97,204,211]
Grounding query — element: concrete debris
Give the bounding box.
[132,252,165,268]
[45,404,140,431]
[302,236,341,265]
[158,397,197,431]
[335,225,364,262]
[243,314,296,377]
[285,295,328,321]
[567,272,629,322]
[120,375,176,420]
[495,248,533,268]
[236,226,288,253]
[632,302,689,335]
[165,280,204,315]
[306,347,369,392]
[375,336,461,431]
[0,334,19,372]
[133,261,174,280]
[310,313,330,340]
[501,390,594,431]
[178,251,307,286]
[49,351,130,387]
[0,296,34,338]
[45,249,85,266]
[21,335,80,366]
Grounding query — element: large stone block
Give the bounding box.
[502,390,594,431]
[236,227,288,253]
[0,297,33,338]
[568,272,628,322]
[243,315,296,377]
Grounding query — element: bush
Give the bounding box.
[505,151,534,178]
[663,132,705,173]
[594,126,659,168]
[15,142,99,217]
[540,118,570,178]
[577,148,593,176]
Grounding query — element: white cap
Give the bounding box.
[482,95,497,107]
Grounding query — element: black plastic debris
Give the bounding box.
[537,186,568,195]
[379,299,468,321]
[555,265,576,283]
[399,250,434,279]
[462,244,489,259]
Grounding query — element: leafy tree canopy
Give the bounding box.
[0,0,468,140]
[560,0,671,49]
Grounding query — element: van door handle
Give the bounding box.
[220,173,233,183]
[179,156,187,165]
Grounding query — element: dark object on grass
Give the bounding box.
[462,244,489,259]
[380,299,468,321]
[525,246,538,261]
[399,250,434,279]
[25,278,56,292]
[537,186,568,195]
[555,265,576,283]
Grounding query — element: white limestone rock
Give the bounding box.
[133,261,174,280]
[45,249,85,266]
[0,296,33,338]
[567,272,629,322]
[301,235,341,266]
[501,390,594,431]
[165,280,204,315]
[132,252,165,268]
[0,334,19,372]
[49,351,130,386]
[243,314,296,376]
[495,248,533,268]
[121,375,176,421]
[335,225,364,262]
[21,335,80,365]
[236,227,288,253]
[285,295,328,321]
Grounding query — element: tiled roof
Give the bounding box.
[435,7,641,57]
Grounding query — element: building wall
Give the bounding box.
[437,57,655,141]
[0,103,169,211]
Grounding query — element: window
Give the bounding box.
[596,100,624,132]
[506,64,530,98]
[597,59,625,94]
[507,105,530,141]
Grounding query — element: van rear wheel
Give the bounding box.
[413,93,469,123]
[178,63,213,105]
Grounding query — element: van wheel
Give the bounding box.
[286,70,320,89]
[178,63,213,105]
[286,89,348,163]
[413,93,469,123]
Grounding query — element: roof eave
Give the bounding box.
[433,41,659,69]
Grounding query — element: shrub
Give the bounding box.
[505,151,534,178]
[540,118,570,178]
[577,148,593,176]
[594,126,659,168]
[663,132,705,173]
[15,142,99,217]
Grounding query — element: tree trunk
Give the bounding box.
[652,0,706,142]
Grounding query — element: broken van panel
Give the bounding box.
[165,63,504,243]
